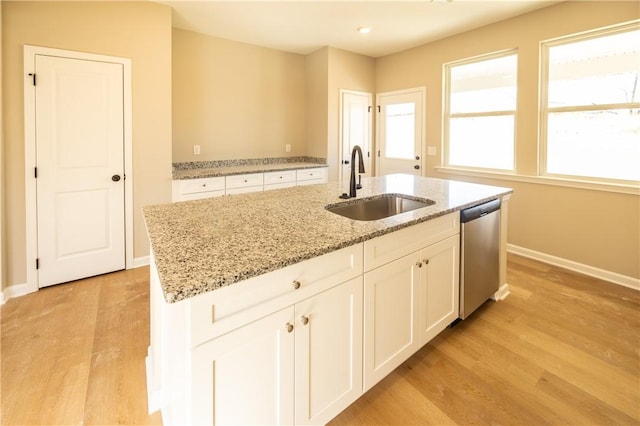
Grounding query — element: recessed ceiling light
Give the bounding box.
[357,27,371,34]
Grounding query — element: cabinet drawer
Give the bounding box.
[264,170,296,185]
[296,167,327,182]
[226,173,264,189]
[364,212,459,272]
[188,243,363,347]
[175,177,225,195]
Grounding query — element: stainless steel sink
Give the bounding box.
[326,194,435,221]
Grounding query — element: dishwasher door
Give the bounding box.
[460,199,500,319]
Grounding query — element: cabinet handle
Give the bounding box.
[424,259,430,265]
[292,280,301,290]
[416,261,422,268]
[300,316,309,325]
[286,323,294,333]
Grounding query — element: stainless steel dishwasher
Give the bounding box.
[459,199,501,319]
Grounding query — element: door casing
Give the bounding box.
[23,45,133,293]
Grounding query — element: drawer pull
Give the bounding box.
[416,261,422,268]
[300,316,309,326]
[292,280,301,290]
[424,259,430,265]
[286,323,294,333]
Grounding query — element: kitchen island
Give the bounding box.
[144,174,512,425]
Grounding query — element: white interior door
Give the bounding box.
[340,90,372,190]
[35,54,125,287]
[376,88,425,176]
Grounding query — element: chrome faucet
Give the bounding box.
[340,145,365,199]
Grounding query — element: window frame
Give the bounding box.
[539,21,640,184]
[443,48,518,173]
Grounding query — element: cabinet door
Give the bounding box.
[363,254,420,391]
[418,234,460,346]
[294,277,363,425]
[191,307,295,425]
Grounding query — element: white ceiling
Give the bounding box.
[157,0,561,58]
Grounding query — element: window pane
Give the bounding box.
[385,102,415,159]
[450,54,517,113]
[449,115,514,170]
[548,29,640,107]
[547,109,640,181]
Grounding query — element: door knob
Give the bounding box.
[414,165,420,170]
[112,174,121,182]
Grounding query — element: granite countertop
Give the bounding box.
[144,174,512,303]
[173,162,327,180]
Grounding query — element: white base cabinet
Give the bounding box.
[148,212,464,425]
[190,276,362,426]
[363,214,460,391]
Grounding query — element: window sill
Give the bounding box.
[435,167,640,196]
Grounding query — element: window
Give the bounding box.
[444,50,517,171]
[541,23,640,182]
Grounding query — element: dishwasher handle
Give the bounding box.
[460,199,501,223]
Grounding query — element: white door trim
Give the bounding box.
[24,45,133,294]
[338,89,373,185]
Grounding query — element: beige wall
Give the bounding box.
[172,29,306,162]
[327,47,375,182]
[304,48,329,161]
[2,1,173,289]
[375,1,640,279]
[304,47,375,181]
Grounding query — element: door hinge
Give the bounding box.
[368,151,370,158]
[36,258,40,270]
[28,73,36,86]
[34,167,38,178]
[377,105,381,113]
[377,150,381,157]
[368,106,372,112]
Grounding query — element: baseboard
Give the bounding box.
[133,255,150,268]
[492,283,511,301]
[2,282,36,304]
[507,244,640,291]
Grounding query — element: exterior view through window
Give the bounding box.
[444,51,517,171]
[541,24,640,182]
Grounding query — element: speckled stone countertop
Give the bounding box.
[144,174,512,303]
[173,161,327,180]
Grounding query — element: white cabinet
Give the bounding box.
[172,176,225,202]
[363,213,460,391]
[191,276,362,426]
[418,235,460,345]
[173,166,328,201]
[226,172,264,195]
[296,167,328,186]
[294,276,362,425]
[363,253,419,391]
[191,307,295,425]
[148,244,363,425]
[264,170,296,191]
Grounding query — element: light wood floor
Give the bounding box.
[1,254,638,425]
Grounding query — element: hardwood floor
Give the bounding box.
[1,254,638,425]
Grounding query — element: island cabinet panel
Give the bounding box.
[294,276,363,425]
[363,253,420,391]
[190,276,363,426]
[191,307,295,426]
[418,234,460,345]
[363,212,459,272]
[362,213,460,391]
[189,244,363,347]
